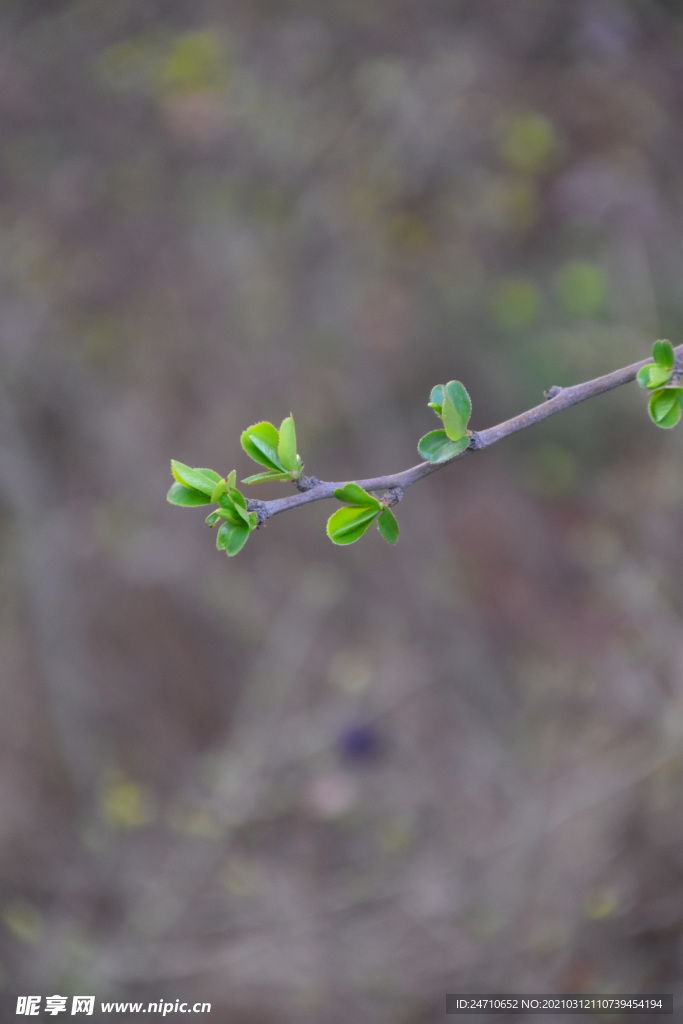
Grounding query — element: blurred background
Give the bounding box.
[2,1,683,1021]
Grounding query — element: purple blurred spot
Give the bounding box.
[338,723,381,762]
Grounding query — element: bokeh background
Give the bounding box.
[2,1,683,1021]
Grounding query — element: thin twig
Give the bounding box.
[248,347,681,522]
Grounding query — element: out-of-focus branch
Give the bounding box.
[0,372,105,801]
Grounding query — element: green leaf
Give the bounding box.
[418,430,470,464]
[228,487,247,508]
[197,468,222,483]
[377,507,399,544]
[227,524,251,555]
[653,403,681,429]
[208,491,257,531]
[240,422,283,470]
[242,470,293,484]
[211,479,228,502]
[326,506,379,545]
[167,482,214,506]
[649,389,682,427]
[443,380,472,428]
[650,389,678,421]
[278,415,299,473]
[249,435,284,470]
[333,483,381,508]
[216,520,250,555]
[226,470,236,490]
[216,487,251,525]
[214,506,243,526]
[233,502,253,526]
[637,364,673,390]
[441,394,467,441]
[170,461,220,496]
[428,385,444,414]
[637,365,655,389]
[653,340,675,371]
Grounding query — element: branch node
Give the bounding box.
[295,474,320,492]
[544,385,563,400]
[382,486,403,507]
[468,431,484,450]
[246,499,269,524]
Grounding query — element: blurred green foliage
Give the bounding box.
[492,276,542,330]
[556,261,607,317]
[497,111,563,175]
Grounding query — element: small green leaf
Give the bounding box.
[637,365,656,389]
[653,403,681,429]
[661,405,682,428]
[197,468,222,483]
[216,520,251,555]
[653,366,673,387]
[211,479,228,502]
[326,505,379,545]
[649,389,682,427]
[443,381,472,428]
[240,422,283,470]
[638,364,673,389]
[216,487,251,525]
[278,415,299,473]
[226,470,236,489]
[233,502,252,526]
[418,430,470,464]
[249,511,258,529]
[333,483,381,508]
[214,506,243,526]
[228,487,247,508]
[441,394,467,441]
[167,482,213,506]
[242,470,293,484]
[216,521,231,550]
[650,388,678,420]
[377,507,399,544]
[249,435,284,470]
[428,385,444,414]
[653,340,675,371]
[205,510,222,526]
[227,524,250,555]
[171,461,220,496]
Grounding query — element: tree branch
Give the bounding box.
[250,346,683,523]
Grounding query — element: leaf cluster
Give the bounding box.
[637,340,683,428]
[240,416,302,483]
[326,483,399,546]
[418,380,472,463]
[167,462,257,556]
[166,417,307,556]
